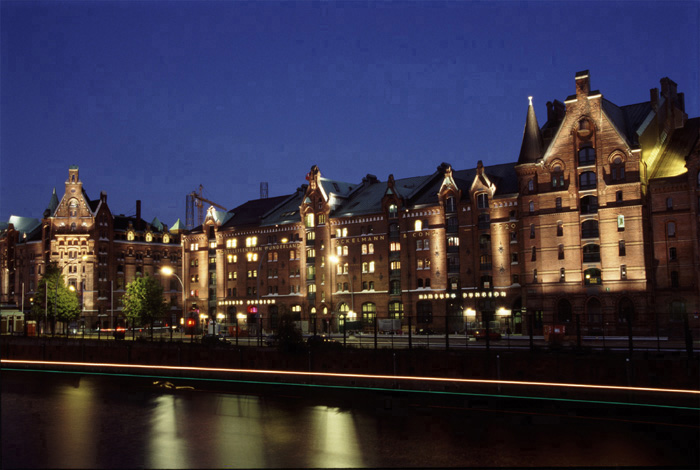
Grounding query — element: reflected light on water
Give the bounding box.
[212,395,265,468]
[310,406,363,468]
[54,378,97,469]
[147,395,190,469]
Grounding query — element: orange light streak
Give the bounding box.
[2,359,698,395]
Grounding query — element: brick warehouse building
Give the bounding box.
[2,71,699,337]
[0,166,185,331]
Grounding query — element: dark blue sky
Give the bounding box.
[2,0,698,227]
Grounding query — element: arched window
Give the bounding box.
[666,197,673,210]
[529,201,535,214]
[417,278,424,288]
[414,220,423,231]
[582,244,601,263]
[618,297,635,324]
[556,221,563,237]
[557,299,572,323]
[552,164,564,188]
[587,298,602,325]
[445,196,456,213]
[578,145,596,166]
[528,179,534,192]
[581,220,599,238]
[416,300,432,324]
[388,204,398,219]
[580,195,598,214]
[304,213,314,228]
[611,156,625,182]
[579,171,597,190]
[69,199,78,217]
[667,221,676,238]
[477,193,489,209]
[584,268,602,285]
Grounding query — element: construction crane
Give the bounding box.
[186,185,227,229]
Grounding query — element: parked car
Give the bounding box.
[415,328,435,335]
[201,334,228,347]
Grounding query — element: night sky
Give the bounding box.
[2,0,698,228]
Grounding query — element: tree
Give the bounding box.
[122,275,167,334]
[31,262,80,334]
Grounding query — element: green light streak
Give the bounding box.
[4,367,699,412]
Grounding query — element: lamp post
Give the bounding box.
[161,266,185,340]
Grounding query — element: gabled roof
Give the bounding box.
[260,192,305,227]
[650,117,700,180]
[46,189,59,215]
[602,99,653,149]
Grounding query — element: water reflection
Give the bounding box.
[309,406,363,468]
[1,371,697,469]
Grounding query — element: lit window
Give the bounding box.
[226,239,237,248]
[388,204,398,218]
[209,241,216,249]
[617,215,625,231]
[318,214,326,225]
[361,244,368,255]
[414,220,423,231]
[390,261,400,271]
[390,242,400,251]
[368,243,374,254]
[305,213,314,228]
[342,246,348,256]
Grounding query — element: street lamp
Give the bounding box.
[161,266,185,338]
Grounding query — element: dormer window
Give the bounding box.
[445,196,456,213]
[611,156,625,182]
[552,165,564,188]
[476,193,489,209]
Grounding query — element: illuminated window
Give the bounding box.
[246,252,258,262]
[388,204,398,219]
[617,215,625,231]
[245,237,258,247]
[306,231,315,241]
[362,262,368,273]
[584,268,601,285]
[342,245,348,256]
[390,242,400,251]
[306,248,315,259]
[318,214,326,225]
[127,231,135,241]
[226,239,237,248]
[447,236,459,247]
[361,244,368,255]
[390,261,399,272]
[305,213,314,228]
[289,249,296,260]
[343,263,348,274]
[227,254,237,263]
[620,265,627,280]
[209,241,216,249]
[560,268,566,282]
[389,301,403,318]
[414,220,423,231]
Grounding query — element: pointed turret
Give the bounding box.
[46,188,59,216]
[517,96,544,165]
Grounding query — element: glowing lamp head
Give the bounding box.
[161,266,174,276]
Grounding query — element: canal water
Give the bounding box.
[2,370,698,468]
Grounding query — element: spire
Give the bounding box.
[517,96,544,165]
[46,188,59,216]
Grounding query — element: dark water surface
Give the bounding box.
[1,370,698,468]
